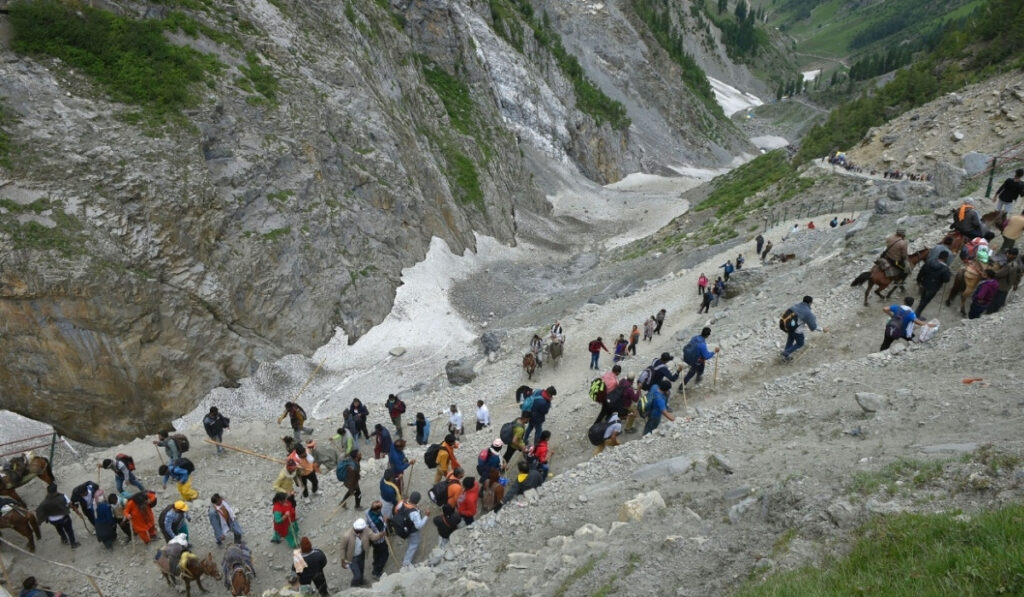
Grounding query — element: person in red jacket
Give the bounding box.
[588,337,609,370]
[457,477,479,526]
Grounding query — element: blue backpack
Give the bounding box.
[682,336,701,366]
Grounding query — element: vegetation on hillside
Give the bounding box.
[738,503,1024,596]
[489,0,630,130]
[696,150,805,217]
[0,102,12,169]
[630,0,723,120]
[795,0,1024,163]
[8,1,222,123]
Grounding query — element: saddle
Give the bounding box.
[222,544,255,588]
[0,496,19,515]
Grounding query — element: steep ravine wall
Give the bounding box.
[0,0,750,444]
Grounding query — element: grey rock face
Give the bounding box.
[932,162,966,197]
[480,331,502,355]
[886,182,910,201]
[0,0,748,443]
[962,152,992,177]
[855,392,885,413]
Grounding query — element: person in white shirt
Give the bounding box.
[448,404,463,436]
[475,400,490,431]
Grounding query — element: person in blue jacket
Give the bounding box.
[523,386,556,446]
[643,379,676,436]
[681,327,720,387]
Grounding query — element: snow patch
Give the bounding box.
[750,135,790,150]
[708,77,764,117]
[802,69,821,82]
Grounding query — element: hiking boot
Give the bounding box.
[780,352,792,362]
[71,542,81,548]
[694,375,703,385]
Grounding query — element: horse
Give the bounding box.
[945,259,999,315]
[850,248,929,306]
[0,454,55,506]
[544,339,563,369]
[222,543,255,596]
[522,352,536,380]
[156,548,221,597]
[0,498,41,552]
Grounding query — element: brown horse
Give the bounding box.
[156,549,221,597]
[222,543,255,596]
[944,259,1000,315]
[850,248,929,305]
[0,499,42,552]
[522,352,536,380]
[0,455,56,506]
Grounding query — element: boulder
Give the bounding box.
[932,162,966,197]
[886,182,910,202]
[479,331,501,355]
[445,358,477,385]
[617,491,666,522]
[721,268,770,299]
[855,392,885,413]
[874,198,903,215]
[727,496,760,523]
[962,152,992,177]
[951,130,965,142]
[389,346,407,357]
[632,455,694,481]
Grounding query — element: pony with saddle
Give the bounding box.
[222,542,256,596]
[522,352,536,380]
[0,454,55,506]
[0,496,41,552]
[154,537,221,597]
[544,338,563,369]
[850,248,929,306]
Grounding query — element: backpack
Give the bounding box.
[499,421,517,445]
[779,308,799,332]
[174,458,195,474]
[604,385,625,409]
[885,306,910,339]
[392,504,416,539]
[588,378,606,403]
[636,392,652,419]
[170,434,190,453]
[423,444,442,469]
[588,422,610,446]
[521,392,537,414]
[115,454,135,472]
[335,458,352,482]
[637,364,655,391]
[395,399,407,415]
[588,340,601,353]
[973,279,998,305]
[428,479,452,506]
[682,337,701,366]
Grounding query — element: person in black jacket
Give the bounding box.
[293,536,330,596]
[433,503,461,548]
[202,407,230,454]
[35,484,79,548]
[503,461,543,503]
[346,399,371,442]
[916,253,952,316]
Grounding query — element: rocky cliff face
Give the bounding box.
[0,0,753,444]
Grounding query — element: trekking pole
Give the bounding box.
[72,507,95,535]
[713,352,720,388]
[291,356,327,404]
[154,444,165,465]
[384,535,398,563]
[325,498,351,523]
[404,462,416,497]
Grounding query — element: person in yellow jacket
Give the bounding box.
[273,460,299,507]
[432,434,460,484]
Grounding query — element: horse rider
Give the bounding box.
[549,321,564,343]
[881,228,909,278]
[952,197,986,240]
[530,334,544,368]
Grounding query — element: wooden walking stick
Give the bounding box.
[203,440,287,465]
[154,443,165,465]
[72,506,95,535]
[403,461,416,497]
[325,497,352,523]
[713,351,720,388]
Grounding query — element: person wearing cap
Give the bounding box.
[881,228,909,277]
[293,536,329,596]
[433,433,461,484]
[643,379,677,436]
[952,197,986,239]
[202,406,230,454]
[340,516,382,587]
[398,492,430,569]
[477,439,504,480]
[649,352,683,389]
[364,501,390,579]
[271,492,299,547]
[35,483,79,548]
[162,500,190,542]
[523,386,556,446]
[781,296,827,361]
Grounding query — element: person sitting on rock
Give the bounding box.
[503,461,543,503]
